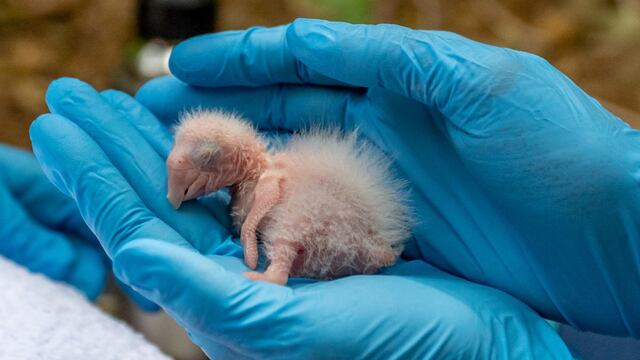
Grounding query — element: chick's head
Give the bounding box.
[166,110,266,209]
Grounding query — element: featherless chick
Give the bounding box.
[166,110,411,285]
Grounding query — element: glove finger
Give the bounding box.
[0,144,97,243]
[44,78,230,253]
[135,76,364,132]
[170,18,517,117]
[99,89,173,159]
[0,185,106,298]
[116,278,160,312]
[286,19,525,115]
[113,239,290,346]
[190,332,256,360]
[66,237,108,300]
[100,89,234,230]
[30,113,193,257]
[169,25,347,87]
[0,184,74,280]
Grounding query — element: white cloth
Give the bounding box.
[0,256,171,360]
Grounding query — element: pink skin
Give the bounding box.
[167,111,404,285]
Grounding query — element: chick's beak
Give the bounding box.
[167,167,199,209]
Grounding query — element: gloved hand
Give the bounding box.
[0,144,105,299]
[0,144,159,309]
[30,62,570,360]
[134,19,640,337]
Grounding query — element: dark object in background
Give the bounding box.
[133,0,217,82]
[138,0,216,40]
[559,324,640,360]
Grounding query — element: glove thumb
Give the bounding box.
[112,239,287,337]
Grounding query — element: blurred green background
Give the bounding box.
[1,1,639,358]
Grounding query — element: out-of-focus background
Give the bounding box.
[1,0,640,151]
[1,1,639,359]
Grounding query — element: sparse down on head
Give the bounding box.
[166,110,267,209]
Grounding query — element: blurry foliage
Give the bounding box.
[0,0,135,148]
[291,0,373,23]
[1,0,639,149]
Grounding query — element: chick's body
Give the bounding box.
[167,111,410,285]
[231,132,408,280]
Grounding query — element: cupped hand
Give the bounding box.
[0,144,159,309]
[137,19,640,337]
[30,77,571,359]
[0,144,105,299]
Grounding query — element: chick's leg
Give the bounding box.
[244,240,299,286]
[241,173,283,269]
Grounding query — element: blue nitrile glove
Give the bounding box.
[30,77,571,359]
[0,144,106,299]
[0,144,158,309]
[134,19,640,338]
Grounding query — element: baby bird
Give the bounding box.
[166,110,410,285]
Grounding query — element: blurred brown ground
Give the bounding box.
[0,0,135,148]
[1,0,639,150]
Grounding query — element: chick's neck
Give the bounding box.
[229,146,269,202]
